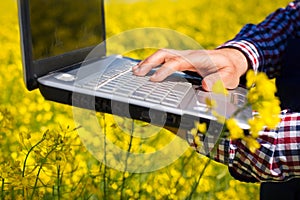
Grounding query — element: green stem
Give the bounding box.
[57,165,61,200]
[187,91,256,198]
[102,114,107,200]
[231,102,252,118]
[1,178,4,200]
[22,133,47,177]
[120,119,134,200]
[22,132,47,198]
[174,150,197,189]
[187,157,212,200]
[30,144,58,200]
[188,123,227,199]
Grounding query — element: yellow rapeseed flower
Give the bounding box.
[247,87,259,105]
[248,117,264,138]
[190,127,198,137]
[226,118,244,140]
[205,97,217,109]
[246,70,281,130]
[212,79,229,95]
[194,135,201,146]
[246,69,256,88]
[193,121,207,134]
[146,185,153,193]
[197,122,207,133]
[243,136,261,153]
[256,74,277,99]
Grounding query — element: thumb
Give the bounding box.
[201,73,223,91]
[202,70,240,91]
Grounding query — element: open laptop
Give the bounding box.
[17,0,251,132]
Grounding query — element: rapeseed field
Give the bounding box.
[0,0,290,199]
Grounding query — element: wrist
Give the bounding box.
[217,48,248,78]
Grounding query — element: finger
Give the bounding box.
[217,67,240,89]
[201,73,220,91]
[132,49,172,76]
[149,63,177,82]
[132,63,158,77]
[202,69,240,91]
[150,56,190,82]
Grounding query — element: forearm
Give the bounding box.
[219,1,300,77]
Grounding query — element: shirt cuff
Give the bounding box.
[186,130,231,165]
[213,138,231,165]
[218,40,260,72]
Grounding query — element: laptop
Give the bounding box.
[17,0,251,134]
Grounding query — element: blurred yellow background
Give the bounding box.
[0,0,290,199]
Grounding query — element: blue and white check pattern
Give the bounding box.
[188,1,300,182]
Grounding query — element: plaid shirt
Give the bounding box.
[188,1,300,182]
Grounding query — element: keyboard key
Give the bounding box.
[145,96,162,103]
[79,59,194,109]
[172,83,191,95]
[97,84,117,93]
[161,98,180,107]
[114,88,134,97]
[131,91,148,100]
[136,87,153,93]
[165,93,181,101]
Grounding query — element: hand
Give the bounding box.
[132,48,248,91]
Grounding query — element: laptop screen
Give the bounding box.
[30,0,104,60]
[19,0,106,90]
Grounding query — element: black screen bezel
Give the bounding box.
[18,0,107,90]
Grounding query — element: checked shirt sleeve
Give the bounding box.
[206,1,300,182]
[219,1,300,77]
[186,132,230,165]
[187,111,300,182]
[228,110,300,182]
[187,1,300,182]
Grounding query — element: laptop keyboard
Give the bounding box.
[77,59,192,108]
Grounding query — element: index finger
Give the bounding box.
[132,49,174,76]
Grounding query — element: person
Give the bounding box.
[133,0,300,199]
